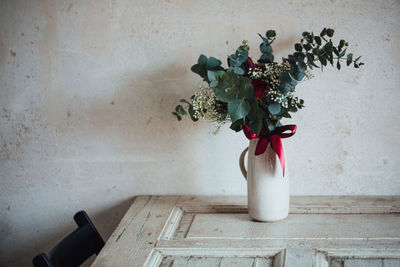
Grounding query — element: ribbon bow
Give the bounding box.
[243,124,297,177]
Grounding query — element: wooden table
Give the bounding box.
[91,196,400,267]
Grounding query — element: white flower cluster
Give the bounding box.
[192,85,224,122]
[289,95,303,108]
[249,68,268,80]
[305,69,314,79]
[249,61,292,90]
[267,90,301,109]
[266,89,290,108]
[249,61,309,109]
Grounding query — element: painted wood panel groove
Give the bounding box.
[183,214,196,239]
[320,248,400,258]
[174,213,195,240]
[155,248,283,257]
[158,207,184,241]
[145,248,283,267]
[316,249,400,267]
[156,239,400,251]
[177,196,400,214]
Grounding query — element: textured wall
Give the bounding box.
[1,0,399,266]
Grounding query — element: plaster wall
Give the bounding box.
[1,0,399,266]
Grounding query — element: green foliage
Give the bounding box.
[275,24,364,115]
[208,69,256,125]
[258,30,276,64]
[268,103,281,115]
[228,40,250,75]
[228,99,250,122]
[284,27,364,73]
[175,105,186,115]
[173,28,363,137]
[191,55,225,82]
[252,27,363,132]
[173,97,198,122]
[230,119,244,132]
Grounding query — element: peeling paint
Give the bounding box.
[67,3,73,12]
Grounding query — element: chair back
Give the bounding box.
[32,211,105,267]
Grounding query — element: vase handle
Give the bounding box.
[239,147,248,180]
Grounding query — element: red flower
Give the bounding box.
[226,56,267,99]
[242,57,255,73]
[251,79,268,99]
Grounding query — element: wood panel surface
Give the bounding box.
[91,196,400,267]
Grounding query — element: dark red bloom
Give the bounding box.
[242,57,255,73]
[251,79,268,99]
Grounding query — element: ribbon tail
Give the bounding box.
[255,137,269,155]
[270,135,285,177]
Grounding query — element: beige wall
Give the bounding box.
[1,0,399,266]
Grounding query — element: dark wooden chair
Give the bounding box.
[32,210,105,267]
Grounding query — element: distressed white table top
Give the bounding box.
[91,196,400,267]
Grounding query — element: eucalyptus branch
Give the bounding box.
[290,28,363,71]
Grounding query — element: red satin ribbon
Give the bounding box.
[243,124,297,177]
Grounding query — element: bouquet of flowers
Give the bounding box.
[173,28,363,173]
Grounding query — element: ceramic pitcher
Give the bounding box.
[239,139,289,222]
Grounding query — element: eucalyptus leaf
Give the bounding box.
[279,71,291,84]
[207,70,216,82]
[266,30,276,38]
[319,56,327,66]
[314,36,321,45]
[303,43,312,51]
[206,57,222,69]
[294,43,302,52]
[198,54,207,65]
[347,53,353,66]
[260,43,272,54]
[339,48,347,58]
[326,28,334,37]
[210,80,218,87]
[268,103,281,115]
[175,105,187,115]
[230,119,244,132]
[279,84,291,94]
[228,99,250,122]
[258,53,274,63]
[233,66,245,75]
[320,28,327,37]
[339,39,345,50]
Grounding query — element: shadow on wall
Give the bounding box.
[2,63,203,266]
[4,198,133,267]
[82,198,135,267]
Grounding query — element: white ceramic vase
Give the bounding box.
[239,139,289,222]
